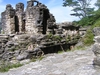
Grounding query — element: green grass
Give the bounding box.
[82,29,94,46]
[73,46,87,51]
[57,50,64,54]
[82,20,100,46]
[38,56,44,61]
[0,63,23,72]
[31,56,44,62]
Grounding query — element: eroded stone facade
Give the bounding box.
[1,0,55,34]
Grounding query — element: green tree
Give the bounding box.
[95,0,100,9]
[63,0,94,19]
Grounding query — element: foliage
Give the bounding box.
[57,50,64,54]
[82,28,94,46]
[0,62,23,72]
[95,0,100,9]
[31,56,44,62]
[77,16,95,26]
[38,56,44,61]
[74,46,86,50]
[92,20,100,28]
[76,9,100,46]
[47,34,62,42]
[53,35,62,41]
[73,9,100,26]
[63,0,94,19]
[46,33,53,39]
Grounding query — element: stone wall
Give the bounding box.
[92,27,100,66]
[1,4,15,34]
[1,0,55,34]
[15,3,24,33]
[0,30,80,62]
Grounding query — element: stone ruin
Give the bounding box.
[1,0,56,34]
[0,0,81,63]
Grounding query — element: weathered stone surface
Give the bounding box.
[92,43,100,56]
[93,27,100,36]
[6,41,14,47]
[93,27,100,67]
[93,57,100,66]
[0,35,9,39]
[20,59,30,65]
[29,35,37,43]
[0,47,98,75]
[1,4,15,34]
[1,0,56,34]
[94,36,100,43]
[16,52,29,61]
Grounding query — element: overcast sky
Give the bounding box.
[0,0,97,23]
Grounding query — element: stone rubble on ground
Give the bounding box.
[0,46,100,75]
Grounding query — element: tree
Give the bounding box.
[95,0,100,10]
[63,0,94,19]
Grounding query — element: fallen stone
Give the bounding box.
[93,27,100,36]
[93,56,100,66]
[92,43,100,57]
[16,52,29,61]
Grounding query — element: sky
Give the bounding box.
[0,0,97,23]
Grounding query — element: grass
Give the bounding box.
[73,46,87,51]
[30,56,44,62]
[81,19,100,46]
[82,29,94,46]
[38,56,44,61]
[0,63,23,72]
[57,50,64,54]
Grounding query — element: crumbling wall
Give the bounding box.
[15,3,24,33]
[25,0,40,34]
[1,0,55,34]
[1,4,15,34]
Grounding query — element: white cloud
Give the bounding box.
[49,6,79,23]
[46,0,97,23]
[46,0,79,23]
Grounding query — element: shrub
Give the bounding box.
[0,62,23,72]
[53,35,62,41]
[73,10,100,27]
[82,28,94,46]
[46,33,53,39]
[92,20,100,28]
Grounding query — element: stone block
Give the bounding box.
[94,36,100,43]
[93,27,100,36]
[93,56,100,66]
[92,43,100,56]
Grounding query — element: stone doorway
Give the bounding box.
[15,16,19,32]
[42,9,50,34]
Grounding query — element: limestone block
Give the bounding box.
[94,36,100,43]
[92,43,100,57]
[93,27,100,36]
[93,56,100,66]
